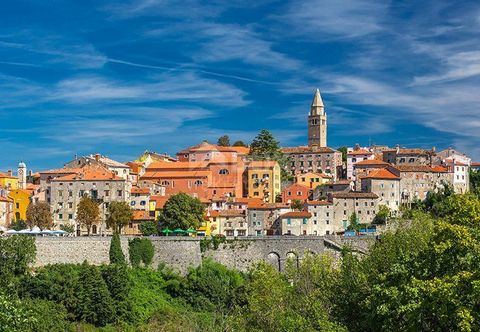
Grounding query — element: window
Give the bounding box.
[117,190,122,197]
[352,158,357,163]
[104,190,110,197]
[326,230,330,235]
[297,191,302,195]
[303,218,307,225]
[92,225,97,234]
[326,212,329,217]
[314,212,317,217]
[68,214,73,220]
[252,174,258,179]
[194,180,203,186]
[287,218,291,225]
[68,202,73,209]
[16,203,19,209]
[314,220,317,225]
[219,169,229,175]
[409,158,415,163]
[287,191,292,196]
[161,180,170,186]
[58,190,63,197]
[400,158,406,163]
[140,201,146,206]
[254,192,259,196]
[58,213,63,220]
[131,201,136,206]
[344,210,347,215]
[326,220,330,225]
[69,191,73,197]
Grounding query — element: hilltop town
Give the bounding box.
[1,89,479,237]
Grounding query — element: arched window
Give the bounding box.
[161,180,170,186]
[219,169,229,175]
[194,180,203,186]
[92,225,97,234]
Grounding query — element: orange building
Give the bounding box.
[141,142,247,201]
[282,183,312,204]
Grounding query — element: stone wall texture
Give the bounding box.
[34,235,374,273]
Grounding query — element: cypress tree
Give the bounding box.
[109,233,125,265]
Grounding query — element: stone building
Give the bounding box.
[44,167,129,236]
[361,168,401,213]
[0,195,13,227]
[352,159,391,189]
[282,146,343,179]
[65,154,132,182]
[312,180,353,200]
[329,192,379,228]
[211,210,248,237]
[305,200,336,235]
[130,187,150,211]
[347,146,375,180]
[382,147,435,166]
[247,201,291,236]
[443,159,469,194]
[279,211,312,236]
[396,165,451,203]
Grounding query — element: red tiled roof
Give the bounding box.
[306,200,332,205]
[0,196,13,203]
[471,162,480,167]
[132,210,154,221]
[150,195,168,209]
[53,168,123,181]
[280,211,312,218]
[208,209,245,217]
[363,168,400,180]
[331,192,378,199]
[147,161,209,170]
[141,171,210,179]
[131,187,150,194]
[0,172,16,179]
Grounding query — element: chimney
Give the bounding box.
[7,170,12,176]
[94,153,101,161]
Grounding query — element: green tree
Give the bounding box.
[290,199,304,211]
[0,236,36,288]
[249,129,280,157]
[76,196,100,236]
[76,263,115,326]
[232,140,247,147]
[139,220,158,236]
[59,223,74,234]
[337,146,348,163]
[9,219,27,231]
[158,193,204,230]
[217,135,230,147]
[373,205,391,224]
[101,264,132,323]
[128,238,155,267]
[346,212,361,231]
[106,201,133,233]
[249,129,291,181]
[109,233,126,265]
[0,293,37,332]
[470,169,480,197]
[26,201,52,230]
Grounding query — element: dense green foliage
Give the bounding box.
[9,219,27,231]
[290,199,304,211]
[158,193,205,230]
[109,233,125,265]
[217,135,230,146]
[200,235,226,252]
[249,129,291,181]
[470,169,480,197]
[139,220,158,235]
[128,238,154,267]
[106,201,133,233]
[233,140,247,147]
[4,191,480,331]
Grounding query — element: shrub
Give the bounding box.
[129,238,155,267]
[109,233,125,265]
[0,236,36,288]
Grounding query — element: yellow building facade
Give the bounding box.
[295,172,332,189]
[246,161,281,203]
[0,172,18,190]
[8,189,31,221]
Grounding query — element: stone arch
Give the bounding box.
[266,252,281,271]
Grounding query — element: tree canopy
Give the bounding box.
[76,196,100,236]
[158,193,204,230]
[106,201,133,234]
[26,201,52,230]
[232,140,247,147]
[217,135,230,147]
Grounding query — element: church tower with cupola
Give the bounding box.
[308,88,327,147]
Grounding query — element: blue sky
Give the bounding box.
[1,0,480,170]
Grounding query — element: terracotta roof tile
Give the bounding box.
[141,171,210,179]
[363,168,400,180]
[280,211,312,218]
[132,210,154,221]
[331,192,378,199]
[348,149,373,155]
[131,187,150,194]
[247,160,278,168]
[354,159,389,166]
[306,200,332,205]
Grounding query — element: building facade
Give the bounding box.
[246,161,281,203]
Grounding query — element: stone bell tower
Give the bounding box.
[308,88,327,147]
